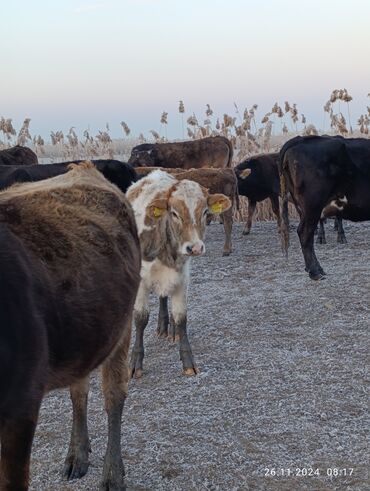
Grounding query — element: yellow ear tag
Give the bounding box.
[153,207,164,218]
[210,202,223,214]
[240,168,252,179]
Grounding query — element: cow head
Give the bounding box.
[129,148,155,167]
[146,180,231,257]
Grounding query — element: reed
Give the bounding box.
[1,88,367,221]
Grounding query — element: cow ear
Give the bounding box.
[207,194,232,215]
[240,168,251,179]
[147,198,168,219]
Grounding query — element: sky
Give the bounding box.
[1,0,370,140]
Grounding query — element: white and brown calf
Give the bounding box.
[126,170,231,377]
[135,166,239,256]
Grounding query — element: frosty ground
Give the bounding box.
[30,221,369,491]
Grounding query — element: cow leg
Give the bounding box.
[297,211,326,280]
[156,296,169,339]
[316,219,327,244]
[222,208,233,256]
[100,323,132,491]
[63,376,91,480]
[270,195,281,232]
[334,217,339,231]
[242,199,256,235]
[171,283,198,376]
[130,283,149,379]
[336,218,347,244]
[0,405,41,491]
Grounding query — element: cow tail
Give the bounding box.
[225,138,234,167]
[280,166,290,258]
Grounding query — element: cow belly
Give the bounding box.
[141,259,188,297]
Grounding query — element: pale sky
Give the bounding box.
[2,0,370,140]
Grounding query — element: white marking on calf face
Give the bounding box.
[171,180,207,256]
[126,170,175,233]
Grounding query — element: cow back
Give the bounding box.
[0,146,38,165]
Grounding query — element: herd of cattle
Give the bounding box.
[0,133,369,489]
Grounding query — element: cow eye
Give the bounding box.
[171,210,180,220]
[203,209,208,216]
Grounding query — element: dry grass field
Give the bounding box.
[29,221,369,491]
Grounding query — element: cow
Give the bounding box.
[126,170,231,377]
[235,152,346,243]
[0,162,141,490]
[134,166,238,256]
[279,135,370,279]
[128,136,233,169]
[0,145,38,165]
[0,159,137,193]
[235,153,280,235]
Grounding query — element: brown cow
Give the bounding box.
[135,167,238,256]
[0,145,38,165]
[0,162,141,490]
[128,136,233,169]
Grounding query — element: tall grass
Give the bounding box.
[1,89,369,221]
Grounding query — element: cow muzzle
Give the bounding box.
[183,241,205,256]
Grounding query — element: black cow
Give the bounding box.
[0,145,38,165]
[235,152,346,241]
[0,159,137,192]
[235,153,280,235]
[279,135,370,279]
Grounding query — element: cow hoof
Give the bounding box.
[316,237,326,245]
[182,366,199,376]
[167,334,180,343]
[156,329,168,339]
[63,459,90,480]
[129,367,143,379]
[222,251,231,257]
[337,237,347,244]
[309,272,326,281]
[242,229,250,236]
[99,476,126,491]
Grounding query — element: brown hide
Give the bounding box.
[129,136,233,169]
[0,163,141,489]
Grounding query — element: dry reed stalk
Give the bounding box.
[179,101,185,139]
[121,121,131,136]
[17,118,32,146]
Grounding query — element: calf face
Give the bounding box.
[146,179,231,256]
